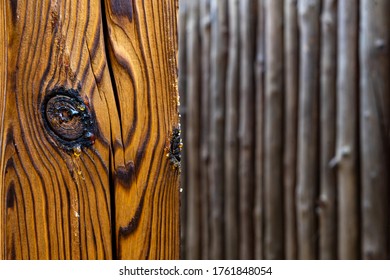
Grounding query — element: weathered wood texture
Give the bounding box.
[283,0,298,260]
[337,0,359,260]
[360,0,390,260]
[185,0,201,260]
[199,0,211,261]
[180,0,390,260]
[319,0,338,260]
[319,0,337,260]
[238,0,255,260]
[209,0,228,260]
[264,0,284,260]
[225,0,239,260]
[0,0,179,260]
[296,0,320,260]
[254,0,265,261]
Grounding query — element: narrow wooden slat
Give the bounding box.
[337,0,359,260]
[264,0,284,260]
[209,0,228,260]
[360,0,390,260]
[103,0,180,259]
[199,0,212,260]
[0,0,6,261]
[1,0,114,259]
[178,0,188,260]
[239,0,255,260]
[254,0,265,260]
[186,0,201,260]
[296,0,321,260]
[318,0,337,260]
[224,0,239,260]
[283,0,298,260]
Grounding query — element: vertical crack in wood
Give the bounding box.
[100,0,118,260]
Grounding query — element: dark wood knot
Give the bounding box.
[41,87,96,152]
[166,126,182,169]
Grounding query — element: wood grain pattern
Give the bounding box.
[103,0,179,259]
[0,0,179,260]
[0,0,6,260]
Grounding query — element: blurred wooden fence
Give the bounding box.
[179,0,390,260]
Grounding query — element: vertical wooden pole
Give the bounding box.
[186,0,201,260]
[200,0,212,260]
[254,0,265,260]
[283,0,298,260]
[225,0,240,260]
[360,0,390,260]
[264,0,284,260]
[318,0,337,260]
[209,0,227,260]
[337,0,359,260]
[239,0,255,260]
[296,0,321,260]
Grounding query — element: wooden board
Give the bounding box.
[0,0,179,260]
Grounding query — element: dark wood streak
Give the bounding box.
[10,0,17,25]
[110,0,133,22]
[118,185,147,237]
[6,182,16,209]
[115,161,135,186]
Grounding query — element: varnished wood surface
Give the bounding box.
[0,0,179,260]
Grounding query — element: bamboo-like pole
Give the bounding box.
[283,0,299,260]
[264,0,284,260]
[296,0,321,260]
[186,0,201,260]
[318,0,337,260]
[225,0,240,260]
[360,0,390,260]
[337,0,359,260]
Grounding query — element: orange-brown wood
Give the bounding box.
[0,0,179,260]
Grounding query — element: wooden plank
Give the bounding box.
[239,0,255,260]
[185,0,201,260]
[103,0,180,259]
[1,0,115,259]
[336,0,359,260]
[318,0,337,260]
[0,0,6,261]
[283,0,298,260]
[199,0,211,260]
[296,0,321,260]
[264,0,284,260]
[209,0,227,260]
[360,0,390,260]
[225,0,239,260]
[254,0,265,260]
[178,0,188,260]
